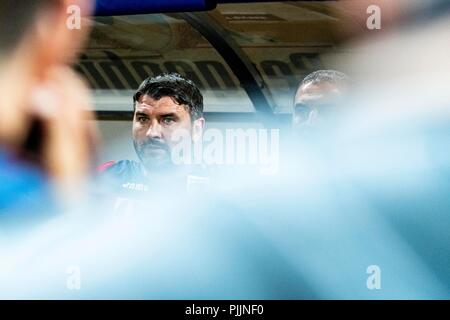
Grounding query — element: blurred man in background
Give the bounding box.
[292,70,349,132]
[0,0,95,217]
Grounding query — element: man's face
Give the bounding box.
[132,95,195,171]
[293,81,345,129]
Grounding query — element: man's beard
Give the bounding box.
[133,138,173,171]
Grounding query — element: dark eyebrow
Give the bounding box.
[158,112,179,119]
[135,112,149,118]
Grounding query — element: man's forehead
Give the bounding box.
[135,95,187,114]
[295,81,343,102]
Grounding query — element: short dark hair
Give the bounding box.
[298,70,349,89]
[0,1,56,54]
[133,73,204,121]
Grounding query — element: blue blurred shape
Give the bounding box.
[94,0,216,16]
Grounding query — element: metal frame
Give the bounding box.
[95,4,299,126]
[179,11,281,127]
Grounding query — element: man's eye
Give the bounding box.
[137,117,148,123]
[162,117,175,125]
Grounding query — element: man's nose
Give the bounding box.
[146,120,162,139]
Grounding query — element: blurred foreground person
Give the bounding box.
[0,0,449,300]
[98,73,209,203]
[292,70,349,132]
[0,0,95,217]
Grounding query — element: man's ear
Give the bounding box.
[192,117,205,142]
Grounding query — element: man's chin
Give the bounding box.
[135,146,174,170]
[145,149,168,159]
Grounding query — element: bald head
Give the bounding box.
[293,70,349,129]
